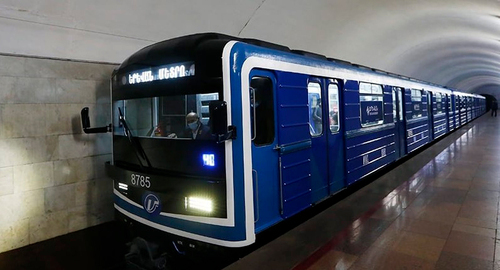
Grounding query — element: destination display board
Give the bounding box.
[120,62,195,86]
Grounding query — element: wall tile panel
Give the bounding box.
[0,218,29,253]
[0,167,14,196]
[0,54,116,252]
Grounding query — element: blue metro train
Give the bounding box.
[83,33,485,261]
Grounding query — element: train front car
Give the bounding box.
[107,34,254,264]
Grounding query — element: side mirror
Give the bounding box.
[209,101,236,142]
[81,107,91,129]
[80,107,112,134]
[209,101,228,135]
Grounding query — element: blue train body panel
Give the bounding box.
[406,118,429,153]
[345,127,396,184]
[433,113,447,138]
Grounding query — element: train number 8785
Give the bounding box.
[131,174,151,188]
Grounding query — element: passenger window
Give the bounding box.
[411,89,423,119]
[435,93,442,114]
[371,84,383,95]
[328,84,340,133]
[308,82,323,136]
[359,82,372,94]
[360,82,384,127]
[250,76,275,146]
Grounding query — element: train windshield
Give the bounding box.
[113,93,219,140]
[112,91,227,218]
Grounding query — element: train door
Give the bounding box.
[450,94,455,131]
[427,91,434,141]
[459,96,465,126]
[393,87,406,159]
[446,94,451,132]
[275,72,312,219]
[249,71,281,232]
[326,80,345,194]
[307,79,329,202]
[467,97,472,123]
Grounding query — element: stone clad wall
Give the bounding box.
[0,54,117,253]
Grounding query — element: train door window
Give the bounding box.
[435,92,442,114]
[447,94,451,112]
[411,89,423,119]
[398,88,403,121]
[328,83,340,133]
[392,89,397,123]
[308,82,323,136]
[250,76,275,146]
[359,82,384,127]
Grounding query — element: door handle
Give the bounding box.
[252,169,259,223]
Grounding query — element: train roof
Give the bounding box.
[116,33,483,98]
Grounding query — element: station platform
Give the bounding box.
[0,114,498,270]
[226,113,500,270]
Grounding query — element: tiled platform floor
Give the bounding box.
[226,113,500,270]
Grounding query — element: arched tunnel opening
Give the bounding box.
[482,93,497,112]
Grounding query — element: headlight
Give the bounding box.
[185,196,213,213]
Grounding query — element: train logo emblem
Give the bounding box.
[143,193,161,215]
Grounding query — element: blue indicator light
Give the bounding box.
[202,154,215,167]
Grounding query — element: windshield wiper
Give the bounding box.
[118,108,153,170]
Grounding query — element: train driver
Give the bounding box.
[168,112,211,140]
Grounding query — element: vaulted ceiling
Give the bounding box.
[1,0,499,95]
